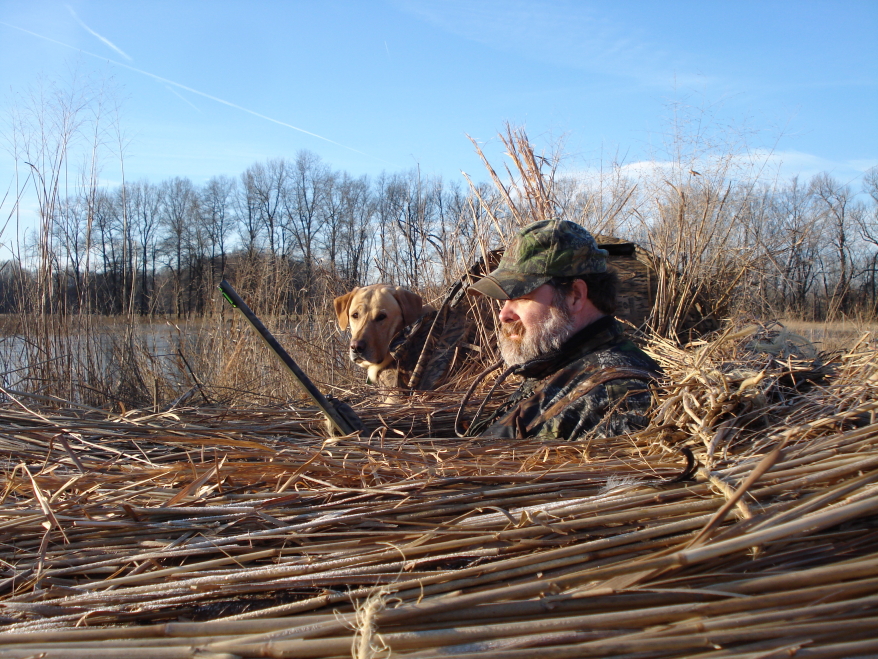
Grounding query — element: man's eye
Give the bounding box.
[376,312,387,321]
[351,312,359,319]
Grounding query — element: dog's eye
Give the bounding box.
[376,312,387,321]
[351,312,359,319]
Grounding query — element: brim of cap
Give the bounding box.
[467,271,552,300]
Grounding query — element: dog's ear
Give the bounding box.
[393,287,424,327]
[333,290,357,330]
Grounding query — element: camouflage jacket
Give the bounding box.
[473,316,661,441]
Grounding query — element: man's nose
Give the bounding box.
[498,300,518,323]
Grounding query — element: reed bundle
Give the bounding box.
[0,324,876,658]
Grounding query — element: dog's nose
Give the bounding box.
[350,339,366,354]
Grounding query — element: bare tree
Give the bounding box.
[235,170,264,258]
[854,167,878,314]
[810,173,853,319]
[127,180,162,315]
[50,193,89,311]
[92,189,125,313]
[320,171,373,291]
[374,169,445,290]
[200,175,237,292]
[763,177,821,317]
[283,150,328,297]
[242,159,287,259]
[159,177,198,317]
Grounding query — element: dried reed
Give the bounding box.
[0,322,875,658]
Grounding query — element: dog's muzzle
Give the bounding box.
[349,339,373,364]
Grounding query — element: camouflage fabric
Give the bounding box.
[384,278,483,390]
[468,220,609,300]
[386,306,469,389]
[470,316,661,441]
[374,308,439,388]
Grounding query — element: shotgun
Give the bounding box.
[219,280,362,436]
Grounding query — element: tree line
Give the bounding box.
[3,151,878,325]
[4,150,496,317]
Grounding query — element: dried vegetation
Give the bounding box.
[0,322,876,658]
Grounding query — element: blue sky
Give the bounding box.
[1,0,876,193]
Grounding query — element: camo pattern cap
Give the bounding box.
[468,219,609,300]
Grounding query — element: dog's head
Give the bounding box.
[334,285,424,370]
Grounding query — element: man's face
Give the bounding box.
[497,283,575,366]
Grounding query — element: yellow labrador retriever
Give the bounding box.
[334,285,426,386]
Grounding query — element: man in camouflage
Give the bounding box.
[465,220,661,441]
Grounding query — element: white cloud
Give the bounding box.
[743,150,877,185]
[562,149,877,189]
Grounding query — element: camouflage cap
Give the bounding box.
[469,220,608,300]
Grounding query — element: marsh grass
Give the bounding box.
[0,300,360,411]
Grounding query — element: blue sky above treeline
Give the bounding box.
[1,0,875,189]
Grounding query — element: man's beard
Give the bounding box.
[498,302,576,366]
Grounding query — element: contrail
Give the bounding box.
[0,21,378,159]
[165,85,202,113]
[66,5,133,61]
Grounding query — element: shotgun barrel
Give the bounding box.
[219,280,361,436]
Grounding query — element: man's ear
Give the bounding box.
[567,279,589,313]
[393,287,424,326]
[333,290,357,330]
